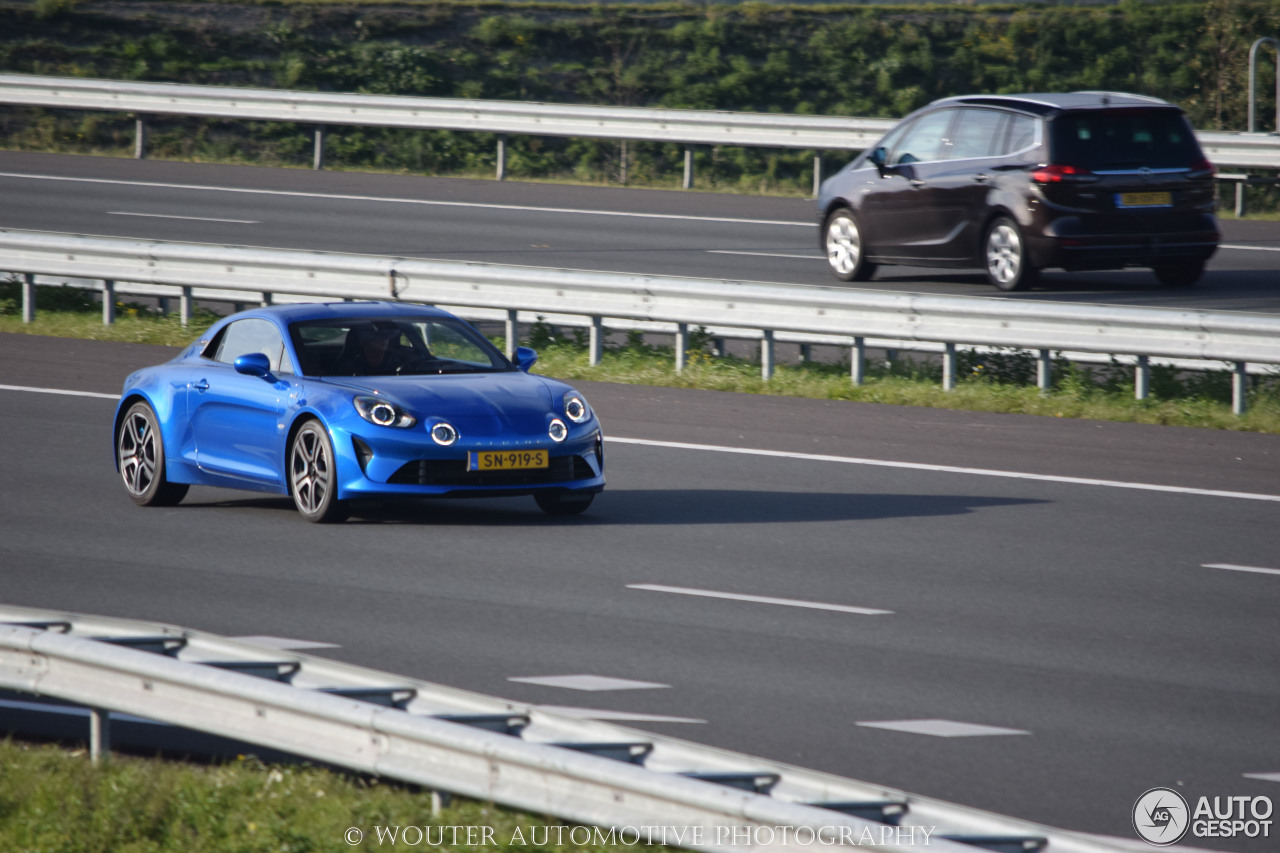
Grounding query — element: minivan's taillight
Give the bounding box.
[1031,164,1098,184]
[1188,157,1216,178]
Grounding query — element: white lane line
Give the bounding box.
[537,705,706,724]
[708,250,824,260]
[509,674,669,691]
[628,583,892,615]
[0,384,118,400]
[0,172,810,228]
[608,436,1280,503]
[1220,244,1280,253]
[108,210,259,224]
[857,719,1030,738]
[230,635,341,650]
[6,386,1278,503]
[1204,563,1280,576]
[1244,772,1280,782]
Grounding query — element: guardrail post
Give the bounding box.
[505,309,517,358]
[942,342,957,391]
[260,292,273,307]
[1037,348,1052,394]
[496,135,507,182]
[798,343,811,363]
[180,286,192,326]
[589,316,603,366]
[313,125,326,171]
[812,155,822,198]
[1236,181,1247,217]
[1135,355,1151,400]
[761,330,775,380]
[21,272,35,323]
[683,148,694,190]
[89,707,111,764]
[851,336,865,385]
[1248,37,1280,133]
[102,280,115,325]
[675,323,688,372]
[134,115,147,160]
[1233,362,1249,415]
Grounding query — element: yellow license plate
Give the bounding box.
[468,450,548,471]
[1117,191,1172,208]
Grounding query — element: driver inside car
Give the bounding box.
[333,323,409,375]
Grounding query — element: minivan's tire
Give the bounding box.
[117,401,189,507]
[289,420,349,523]
[984,216,1038,291]
[535,491,594,516]
[1153,260,1205,288]
[824,209,877,282]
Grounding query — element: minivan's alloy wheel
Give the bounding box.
[985,216,1038,291]
[1153,260,1205,288]
[290,420,348,523]
[824,209,877,282]
[117,402,188,507]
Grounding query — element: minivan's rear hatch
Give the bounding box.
[1040,108,1215,217]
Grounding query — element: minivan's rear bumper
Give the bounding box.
[1029,214,1219,271]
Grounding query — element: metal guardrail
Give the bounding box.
[0,603,1136,853]
[4,228,1278,414]
[1,74,1277,189]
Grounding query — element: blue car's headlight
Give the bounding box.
[354,395,417,429]
[564,392,590,424]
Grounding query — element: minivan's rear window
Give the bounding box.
[1049,109,1202,170]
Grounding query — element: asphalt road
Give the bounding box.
[2,333,1278,850]
[3,150,1280,314]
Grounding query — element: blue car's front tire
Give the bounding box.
[117,401,189,507]
[290,420,349,523]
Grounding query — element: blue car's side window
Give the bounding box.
[213,319,293,375]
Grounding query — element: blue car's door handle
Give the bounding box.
[192,379,210,392]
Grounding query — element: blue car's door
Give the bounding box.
[187,318,294,487]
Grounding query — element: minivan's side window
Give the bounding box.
[889,110,954,166]
[210,318,294,374]
[1004,114,1037,154]
[949,109,1007,159]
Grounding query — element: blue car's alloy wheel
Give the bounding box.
[290,420,348,523]
[116,402,189,507]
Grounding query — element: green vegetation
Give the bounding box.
[0,737,659,852]
[0,0,1277,197]
[4,281,1278,432]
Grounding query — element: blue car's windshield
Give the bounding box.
[291,317,513,377]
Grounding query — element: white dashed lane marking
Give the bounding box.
[1204,563,1280,576]
[508,674,670,691]
[857,719,1031,738]
[628,583,892,615]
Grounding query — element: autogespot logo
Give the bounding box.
[1134,788,1191,846]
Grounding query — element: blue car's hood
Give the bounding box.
[326,372,562,436]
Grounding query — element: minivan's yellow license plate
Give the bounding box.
[1117,191,1172,208]
[468,450,548,471]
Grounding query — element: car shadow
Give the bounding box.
[189,490,1043,526]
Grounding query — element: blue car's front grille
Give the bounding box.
[387,455,595,487]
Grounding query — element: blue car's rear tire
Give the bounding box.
[117,402,188,507]
[290,420,349,523]
[535,492,594,516]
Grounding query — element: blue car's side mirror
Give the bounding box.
[233,352,273,379]
[514,346,538,373]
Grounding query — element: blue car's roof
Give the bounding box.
[230,301,455,325]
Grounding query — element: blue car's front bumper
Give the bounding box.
[331,423,605,500]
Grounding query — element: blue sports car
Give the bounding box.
[113,301,605,522]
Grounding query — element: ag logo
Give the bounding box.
[1134,788,1190,846]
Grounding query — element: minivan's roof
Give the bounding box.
[930,91,1176,116]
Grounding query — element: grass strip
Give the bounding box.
[0,737,665,852]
